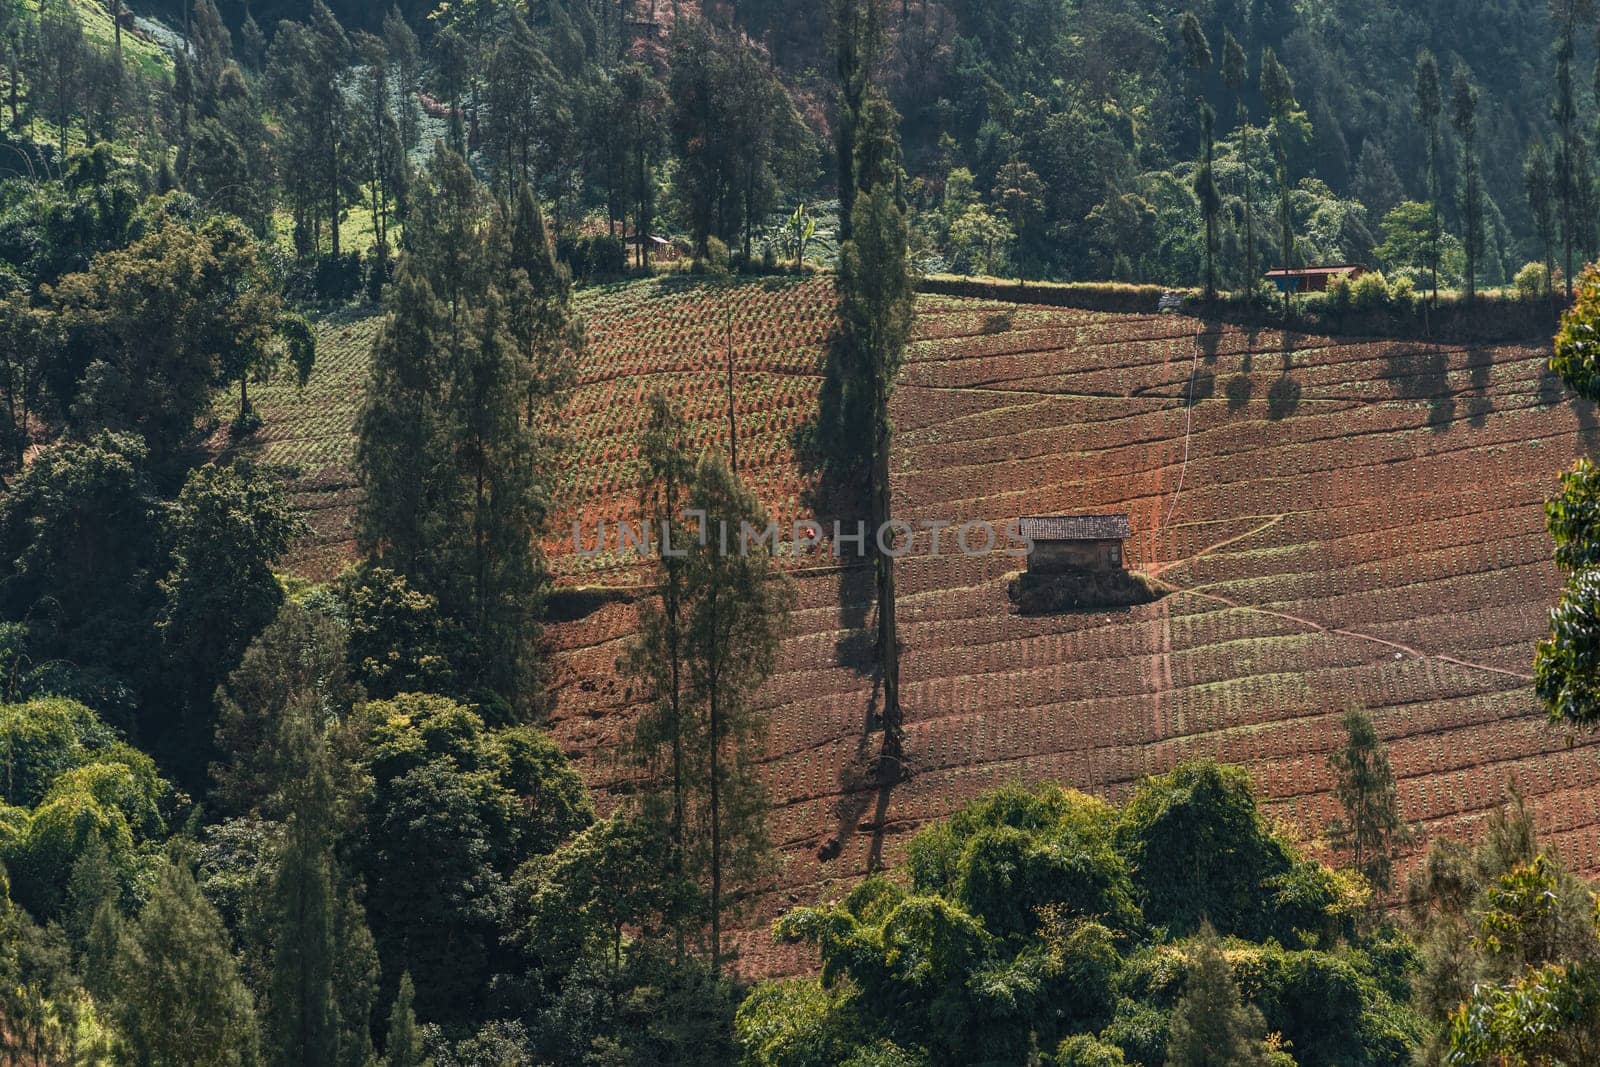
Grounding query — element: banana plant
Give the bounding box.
[788,202,817,266]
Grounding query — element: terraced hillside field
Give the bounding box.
[547,277,1600,976]
[239,276,1599,977]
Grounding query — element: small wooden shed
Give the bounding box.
[1263,264,1367,294]
[626,234,681,264]
[1020,514,1131,574]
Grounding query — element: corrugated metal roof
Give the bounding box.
[1262,264,1366,277]
[1019,514,1131,542]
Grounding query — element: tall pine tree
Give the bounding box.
[356,146,578,717]
[1327,707,1409,895]
[1452,64,1485,302]
[1194,104,1221,300]
[384,972,426,1067]
[1165,923,1272,1067]
[683,455,791,975]
[1180,14,1217,299]
[624,392,700,956]
[1527,140,1557,294]
[1552,0,1591,298]
[830,0,880,246]
[1260,48,1298,280]
[1221,31,1255,293]
[837,92,915,769]
[266,701,376,1067]
[266,705,338,1067]
[265,1,351,260]
[1414,49,1444,303]
[111,851,262,1067]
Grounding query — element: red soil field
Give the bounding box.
[247,275,1599,977]
[544,277,1600,976]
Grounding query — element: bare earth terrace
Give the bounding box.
[224,275,1599,976]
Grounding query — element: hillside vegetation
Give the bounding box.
[9,0,1600,1060]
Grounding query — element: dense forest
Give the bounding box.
[6,0,1597,291]
[3,0,1600,1063]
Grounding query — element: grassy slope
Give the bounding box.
[23,0,169,75]
[6,0,172,160]
[19,0,171,81]
[244,274,1600,977]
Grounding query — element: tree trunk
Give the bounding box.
[56,51,67,158]
[1566,182,1576,300]
[1203,125,1215,298]
[708,659,722,977]
[1235,119,1248,292]
[837,107,857,244]
[661,464,687,960]
[725,303,738,472]
[667,562,685,959]
[636,129,652,270]
[1430,196,1439,304]
[329,138,341,261]
[475,461,487,657]
[1206,211,1216,299]
[874,367,901,767]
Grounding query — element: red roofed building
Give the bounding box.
[1264,263,1368,294]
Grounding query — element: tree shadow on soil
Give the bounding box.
[1226,327,1259,410]
[821,741,899,873]
[1538,363,1600,449]
[1266,330,1302,420]
[796,390,883,684]
[794,348,877,686]
[1575,396,1600,450]
[1539,363,1566,407]
[1182,326,1222,406]
[794,323,903,871]
[1381,343,1454,432]
[1464,345,1494,428]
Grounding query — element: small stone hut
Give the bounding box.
[1020,514,1131,574]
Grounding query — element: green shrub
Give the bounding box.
[1116,762,1317,943]
[556,233,627,281]
[840,1041,928,1067]
[0,699,120,808]
[1515,260,1550,298]
[8,789,137,918]
[1052,1034,1127,1066]
[1325,275,1353,311]
[735,979,862,1067]
[1297,290,1331,316]
[338,563,460,701]
[228,407,263,439]
[697,236,731,276]
[1388,275,1417,311]
[773,770,1417,1067]
[1350,270,1390,312]
[1099,999,1170,1066]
